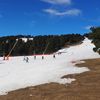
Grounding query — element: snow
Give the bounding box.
[18,38,33,42]
[0,38,100,95]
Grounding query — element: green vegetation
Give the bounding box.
[0,34,84,56]
[89,27,100,54]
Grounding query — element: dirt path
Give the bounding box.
[0,59,100,100]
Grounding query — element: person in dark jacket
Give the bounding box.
[42,56,44,60]
[26,57,29,63]
[53,54,56,58]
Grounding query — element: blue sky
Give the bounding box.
[0,0,100,36]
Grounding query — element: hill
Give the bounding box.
[0,34,84,56]
[0,38,99,95]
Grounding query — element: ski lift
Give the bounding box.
[6,39,19,60]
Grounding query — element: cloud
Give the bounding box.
[84,25,92,30]
[42,0,82,17]
[41,0,71,5]
[43,8,81,16]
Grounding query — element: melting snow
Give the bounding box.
[0,38,100,95]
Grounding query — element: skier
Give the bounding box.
[23,56,26,61]
[42,56,44,60]
[53,54,56,58]
[26,57,29,63]
[3,55,5,60]
[34,55,36,60]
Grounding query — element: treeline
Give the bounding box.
[87,27,100,54]
[0,34,84,56]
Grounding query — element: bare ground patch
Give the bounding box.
[0,59,100,100]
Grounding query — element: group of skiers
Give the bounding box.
[23,54,56,63]
[23,56,29,63]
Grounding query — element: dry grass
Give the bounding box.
[0,58,100,100]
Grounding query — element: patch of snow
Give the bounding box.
[0,38,99,95]
[21,38,28,42]
[17,38,33,43]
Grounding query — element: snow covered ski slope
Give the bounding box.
[0,38,100,95]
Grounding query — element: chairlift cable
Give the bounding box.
[43,42,50,55]
[7,40,18,57]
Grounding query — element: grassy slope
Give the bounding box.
[0,58,100,100]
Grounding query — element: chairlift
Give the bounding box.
[6,39,18,60]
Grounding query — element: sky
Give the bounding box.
[0,0,100,36]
